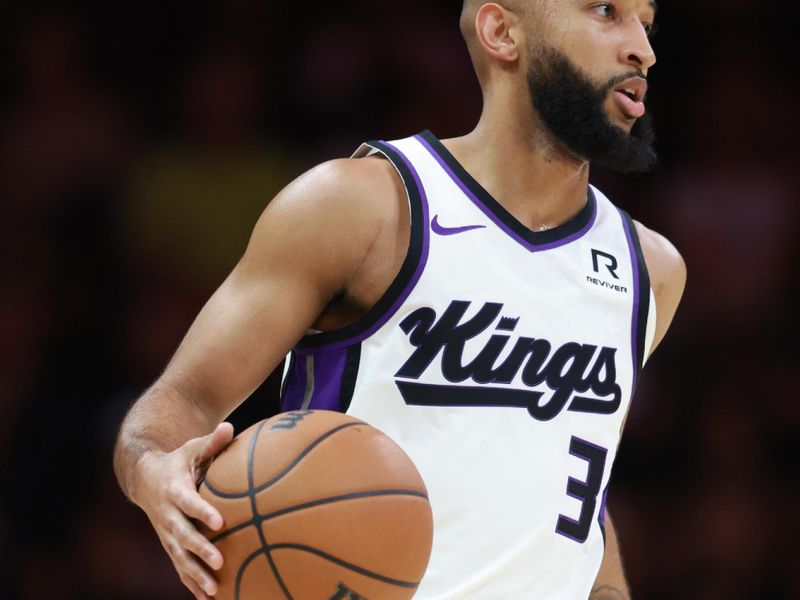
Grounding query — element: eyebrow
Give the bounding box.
[650,0,658,15]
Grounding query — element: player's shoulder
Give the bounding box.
[285,156,402,213]
[632,220,686,295]
[245,155,407,277]
[263,155,405,236]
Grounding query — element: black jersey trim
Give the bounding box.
[339,343,361,412]
[598,485,609,546]
[619,210,651,386]
[296,140,429,353]
[417,129,597,251]
[279,351,295,404]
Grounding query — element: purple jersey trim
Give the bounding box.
[416,133,597,252]
[293,139,430,356]
[308,349,348,410]
[620,212,641,386]
[281,348,350,411]
[599,488,609,528]
[312,349,348,410]
[281,352,308,411]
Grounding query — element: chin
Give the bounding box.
[608,113,635,133]
[603,106,629,129]
[618,120,636,134]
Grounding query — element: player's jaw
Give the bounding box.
[526,46,657,173]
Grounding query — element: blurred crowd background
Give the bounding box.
[1,1,798,598]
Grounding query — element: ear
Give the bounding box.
[475,3,523,64]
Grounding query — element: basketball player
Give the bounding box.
[114,1,685,598]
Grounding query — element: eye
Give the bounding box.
[642,22,659,37]
[593,3,616,19]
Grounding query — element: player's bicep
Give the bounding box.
[169,268,322,420]
[159,160,383,421]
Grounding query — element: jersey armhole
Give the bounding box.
[294,139,430,354]
[618,209,652,386]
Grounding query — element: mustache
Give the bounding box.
[603,71,648,92]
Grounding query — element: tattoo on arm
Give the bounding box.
[589,585,628,600]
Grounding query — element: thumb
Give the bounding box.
[192,422,235,466]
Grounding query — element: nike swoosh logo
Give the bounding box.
[431,215,486,236]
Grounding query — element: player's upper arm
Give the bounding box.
[157,157,401,423]
[635,220,687,357]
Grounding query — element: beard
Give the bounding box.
[527,46,657,173]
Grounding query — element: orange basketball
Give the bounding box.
[198,410,433,599]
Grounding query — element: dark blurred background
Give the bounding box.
[0,1,798,598]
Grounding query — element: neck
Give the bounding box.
[441,100,591,232]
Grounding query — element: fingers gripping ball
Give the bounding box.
[198,410,433,599]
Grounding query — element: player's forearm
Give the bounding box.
[590,512,631,600]
[113,379,217,503]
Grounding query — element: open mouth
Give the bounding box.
[612,77,647,119]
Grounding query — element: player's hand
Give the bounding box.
[133,422,234,600]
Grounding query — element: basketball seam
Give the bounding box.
[235,549,270,600]
[269,543,421,588]
[226,418,371,600]
[245,419,293,600]
[215,417,426,599]
[210,489,429,544]
[203,422,363,499]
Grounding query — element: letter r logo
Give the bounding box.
[591,250,620,280]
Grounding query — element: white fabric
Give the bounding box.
[643,288,657,364]
[344,135,648,599]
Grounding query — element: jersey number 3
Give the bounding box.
[556,436,608,544]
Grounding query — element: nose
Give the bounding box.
[619,20,657,73]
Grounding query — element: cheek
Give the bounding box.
[576,46,614,78]
[552,37,608,74]
[547,23,619,80]
[538,3,573,37]
[531,2,581,51]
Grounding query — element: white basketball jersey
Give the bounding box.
[281,131,655,599]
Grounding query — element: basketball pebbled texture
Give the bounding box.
[198,410,433,600]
